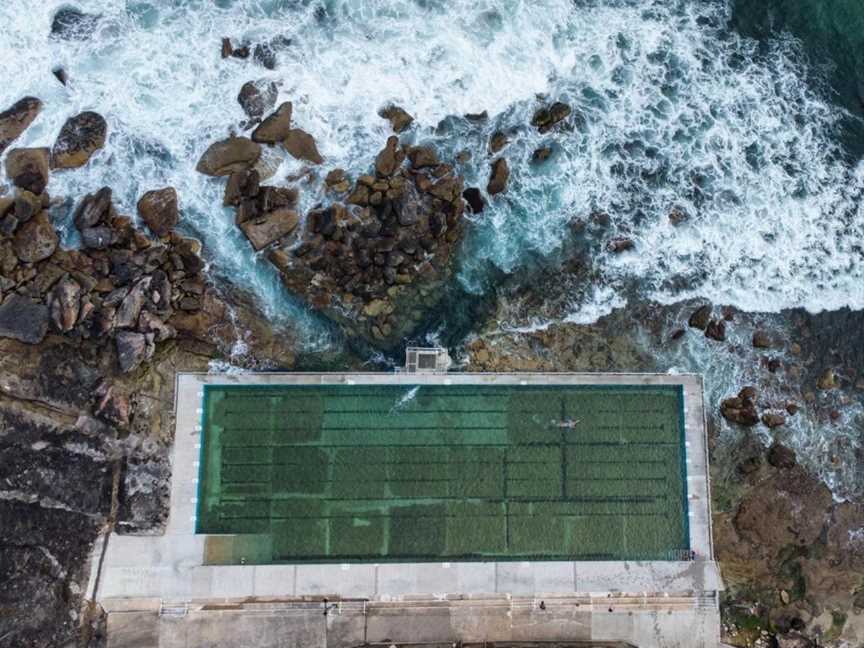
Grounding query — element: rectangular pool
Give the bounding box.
[196,383,689,563]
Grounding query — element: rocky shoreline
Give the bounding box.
[0,59,862,648]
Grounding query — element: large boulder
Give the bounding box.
[0,294,49,344]
[196,137,261,176]
[0,97,42,155]
[50,7,100,40]
[487,158,509,195]
[252,102,293,144]
[4,148,50,194]
[239,208,299,251]
[115,331,152,373]
[720,386,759,426]
[237,80,278,121]
[375,136,404,176]
[13,211,58,263]
[282,128,323,164]
[137,187,178,238]
[531,101,571,133]
[51,112,107,169]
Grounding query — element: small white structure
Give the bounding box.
[402,346,452,373]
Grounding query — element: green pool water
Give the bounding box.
[196,383,689,564]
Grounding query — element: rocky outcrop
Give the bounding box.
[379,105,414,133]
[283,128,323,164]
[5,147,50,194]
[252,101,293,143]
[531,101,571,133]
[13,211,58,262]
[218,135,467,348]
[196,136,261,176]
[721,386,760,426]
[137,187,178,238]
[0,96,42,154]
[0,293,49,343]
[237,80,278,121]
[51,111,108,169]
[487,157,509,195]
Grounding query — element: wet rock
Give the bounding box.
[487,157,509,195]
[79,226,115,250]
[239,208,299,251]
[532,146,553,163]
[49,277,81,332]
[73,187,112,229]
[94,383,129,427]
[0,294,49,343]
[668,207,689,225]
[51,111,107,169]
[253,42,277,69]
[5,147,50,194]
[224,169,259,207]
[688,304,712,330]
[768,443,797,469]
[196,136,261,176]
[137,187,178,238]
[531,101,572,133]
[753,330,772,348]
[50,7,100,41]
[606,237,634,253]
[115,330,151,373]
[705,318,726,342]
[721,386,759,426]
[252,101,292,144]
[115,280,148,329]
[786,402,799,415]
[237,80,278,121]
[324,168,350,193]
[762,412,786,428]
[408,146,439,169]
[489,131,508,154]
[258,186,298,212]
[816,368,838,390]
[232,45,250,59]
[0,96,42,155]
[52,66,68,86]
[375,136,404,177]
[462,187,485,214]
[221,37,233,58]
[283,128,323,164]
[379,105,414,133]
[13,211,58,263]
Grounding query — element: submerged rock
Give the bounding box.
[0,294,49,344]
[4,147,50,194]
[51,112,107,169]
[0,97,42,155]
[252,102,293,144]
[50,7,100,41]
[137,187,178,238]
[237,80,278,121]
[282,128,323,164]
[196,136,261,176]
[489,131,508,154]
[487,158,509,195]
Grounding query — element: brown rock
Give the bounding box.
[258,186,298,212]
[49,276,81,332]
[532,146,553,163]
[115,330,152,373]
[282,128,323,164]
[487,158,509,195]
[94,383,130,427]
[252,102,293,143]
[606,237,634,253]
[224,169,260,207]
[137,187,178,238]
[531,101,572,133]
[13,211,58,263]
[720,387,759,426]
[237,80,278,120]
[705,319,726,342]
[13,190,41,222]
[489,131,508,154]
[816,368,838,390]
[51,111,107,169]
[379,105,414,133]
[239,208,299,250]
[0,294,49,344]
[668,207,689,225]
[767,443,796,469]
[752,330,771,348]
[375,136,404,177]
[688,304,712,330]
[221,37,233,58]
[408,146,438,169]
[762,412,786,428]
[5,147,50,194]
[347,184,370,206]
[0,97,42,155]
[196,137,261,176]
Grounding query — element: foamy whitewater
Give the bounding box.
[0,1,861,493]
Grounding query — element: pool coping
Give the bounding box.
[87,372,719,603]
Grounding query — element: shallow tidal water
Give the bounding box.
[0,0,862,496]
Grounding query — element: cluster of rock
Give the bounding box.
[198,99,473,347]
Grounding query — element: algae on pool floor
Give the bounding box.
[197,384,689,564]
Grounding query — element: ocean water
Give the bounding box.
[0,2,862,491]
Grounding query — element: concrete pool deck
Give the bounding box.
[87,373,722,648]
